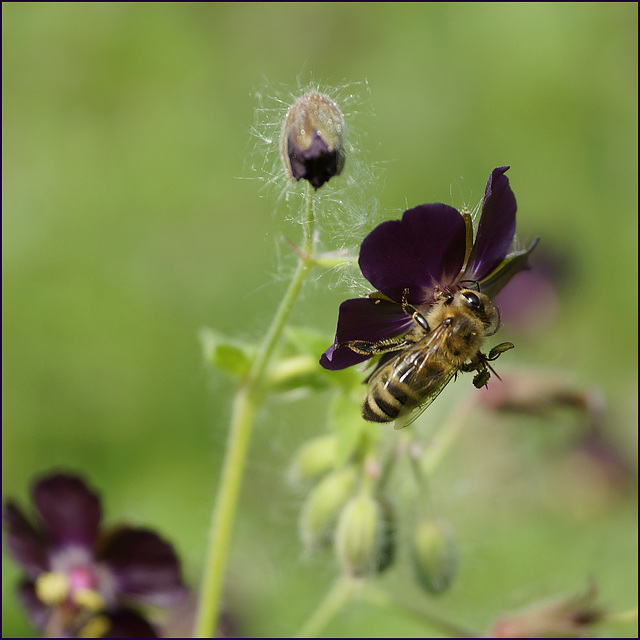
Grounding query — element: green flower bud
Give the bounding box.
[289,434,339,483]
[281,92,346,189]
[298,466,357,552]
[334,493,380,577]
[412,518,457,595]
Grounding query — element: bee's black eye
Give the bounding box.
[462,291,483,311]
[440,291,454,306]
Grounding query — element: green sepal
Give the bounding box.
[461,210,475,271]
[479,237,539,299]
[264,326,362,393]
[374,494,397,574]
[199,327,256,378]
[284,326,334,359]
[266,355,332,393]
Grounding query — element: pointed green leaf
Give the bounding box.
[199,327,255,378]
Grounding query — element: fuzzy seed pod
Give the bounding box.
[412,518,457,595]
[298,466,357,552]
[289,435,338,483]
[334,493,380,577]
[281,92,346,189]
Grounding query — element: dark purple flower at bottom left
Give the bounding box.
[3,473,188,638]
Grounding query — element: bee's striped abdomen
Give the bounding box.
[362,368,423,423]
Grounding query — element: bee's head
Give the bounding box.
[458,289,500,336]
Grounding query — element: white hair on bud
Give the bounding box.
[243,74,386,295]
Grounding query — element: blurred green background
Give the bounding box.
[3,3,637,638]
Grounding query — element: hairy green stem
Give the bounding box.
[362,584,480,638]
[294,578,356,638]
[294,577,480,638]
[605,607,638,624]
[194,184,316,637]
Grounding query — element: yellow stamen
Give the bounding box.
[78,614,110,638]
[73,587,105,613]
[35,572,70,606]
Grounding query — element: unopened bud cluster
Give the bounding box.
[292,436,396,576]
[281,92,346,189]
[291,431,464,588]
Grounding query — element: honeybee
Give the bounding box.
[339,288,513,429]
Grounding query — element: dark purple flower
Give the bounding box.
[320,167,538,370]
[3,473,187,638]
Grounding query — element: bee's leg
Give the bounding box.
[460,361,480,373]
[461,342,514,372]
[472,367,491,389]
[340,288,433,357]
[486,342,514,361]
[463,342,515,389]
[401,288,430,332]
[458,359,491,388]
[338,334,415,356]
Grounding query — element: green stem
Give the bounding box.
[194,184,317,637]
[294,578,480,639]
[362,584,480,638]
[294,578,356,638]
[605,607,638,624]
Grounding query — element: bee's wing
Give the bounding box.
[392,368,456,429]
[392,322,457,430]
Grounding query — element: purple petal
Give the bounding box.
[465,167,517,281]
[159,592,199,638]
[359,203,467,304]
[100,527,186,607]
[320,342,368,370]
[102,610,159,638]
[3,502,49,577]
[320,297,413,370]
[287,129,342,189]
[32,474,101,550]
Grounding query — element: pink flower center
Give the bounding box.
[68,565,97,594]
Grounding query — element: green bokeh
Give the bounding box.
[3,3,637,637]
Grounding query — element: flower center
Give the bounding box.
[38,547,108,616]
[68,566,104,612]
[35,565,105,613]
